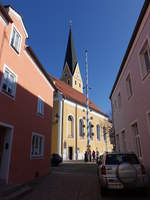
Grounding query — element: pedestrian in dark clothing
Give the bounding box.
[84,151,88,162]
[89,152,92,162]
[92,150,95,162]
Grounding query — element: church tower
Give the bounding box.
[61,26,83,93]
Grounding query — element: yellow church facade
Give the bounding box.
[50,27,113,160]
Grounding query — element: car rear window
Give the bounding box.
[105,154,140,165]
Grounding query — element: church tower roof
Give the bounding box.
[64,27,78,75]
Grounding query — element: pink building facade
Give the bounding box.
[0,5,54,184]
[110,0,150,181]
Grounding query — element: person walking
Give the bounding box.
[92,150,95,162]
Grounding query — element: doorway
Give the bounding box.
[0,123,13,183]
[68,147,73,160]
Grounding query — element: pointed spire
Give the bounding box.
[64,22,78,75]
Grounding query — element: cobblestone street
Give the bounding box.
[21,161,150,200]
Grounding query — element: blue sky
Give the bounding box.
[3,0,144,115]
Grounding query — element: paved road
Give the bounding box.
[22,161,150,200]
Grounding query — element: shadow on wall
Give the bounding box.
[0,29,9,64]
[0,70,53,184]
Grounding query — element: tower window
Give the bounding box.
[79,83,81,87]
[65,73,67,77]
[67,80,70,85]
[75,80,77,85]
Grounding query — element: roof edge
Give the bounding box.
[62,96,109,118]
[110,0,150,99]
[4,5,28,38]
[0,3,13,23]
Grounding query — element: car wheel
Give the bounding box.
[116,162,137,185]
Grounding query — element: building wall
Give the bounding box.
[52,97,113,160]
[111,4,150,175]
[0,7,53,184]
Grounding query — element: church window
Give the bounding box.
[79,119,85,138]
[79,83,81,87]
[103,127,106,141]
[67,79,70,85]
[96,125,100,141]
[89,122,94,140]
[75,80,77,85]
[68,115,74,138]
[65,73,67,77]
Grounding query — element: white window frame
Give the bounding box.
[67,114,74,138]
[139,38,150,79]
[131,122,142,159]
[31,132,44,159]
[37,96,44,116]
[9,24,22,55]
[1,64,17,99]
[126,73,133,99]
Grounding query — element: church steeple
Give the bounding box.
[63,27,78,75]
[61,25,83,93]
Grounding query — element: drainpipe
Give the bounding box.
[75,103,78,160]
[57,92,63,156]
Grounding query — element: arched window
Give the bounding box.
[89,122,94,140]
[79,119,85,137]
[103,126,106,141]
[96,125,100,141]
[68,115,74,137]
[67,79,70,85]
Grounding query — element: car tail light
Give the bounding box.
[141,164,146,175]
[101,165,106,175]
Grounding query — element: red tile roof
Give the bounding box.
[49,74,108,117]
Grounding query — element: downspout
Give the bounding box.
[61,98,64,158]
[75,103,78,160]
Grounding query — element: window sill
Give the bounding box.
[68,136,74,139]
[128,94,133,101]
[79,136,85,140]
[1,89,15,101]
[10,44,20,55]
[31,155,44,160]
[142,69,150,81]
[37,112,44,119]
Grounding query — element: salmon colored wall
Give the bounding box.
[0,8,53,183]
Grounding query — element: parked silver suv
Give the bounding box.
[98,152,148,192]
